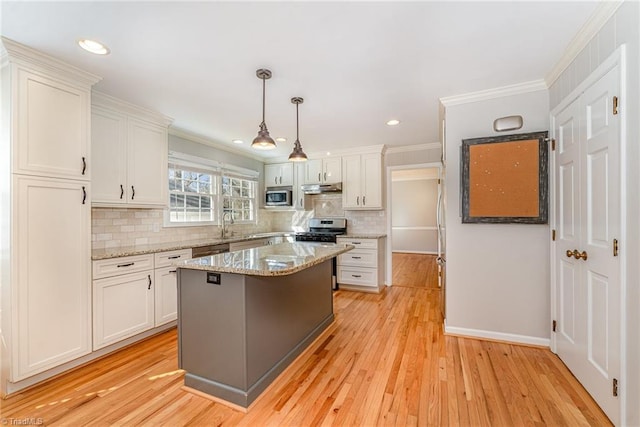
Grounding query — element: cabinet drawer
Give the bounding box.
[337,237,378,250]
[154,249,192,268]
[338,249,377,268]
[337,266,378,287]
[93,254,154,279]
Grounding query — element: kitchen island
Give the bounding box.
[176,242,353,409]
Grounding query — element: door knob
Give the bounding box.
[574,250,588,261]
[566,249,574,258]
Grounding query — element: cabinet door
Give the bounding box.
[304,159,323,184]
[91,107,128,204]
[264,164,282,187]
[293,163,309,210]
[155,267,178,326]
[15,68,90,180]
[323,157,342,183]
[279,162,294,186]
[13,176,91,381]
[342,155,362,208]
[127,118,168,206]
[93,271,155,350]
[361,153,383,209]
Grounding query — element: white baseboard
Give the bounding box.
[392,250,437,255]
[444,322,550,347]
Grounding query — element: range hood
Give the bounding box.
[301,183,342,194]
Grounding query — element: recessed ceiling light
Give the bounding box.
[386,119,400,126]
[78,39,110,55]
[275,137,287,143]
[326,152,331,156]
[232,139,244,144]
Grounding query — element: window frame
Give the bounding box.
[164,153,259,228]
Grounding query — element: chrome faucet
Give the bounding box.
[221,211,234,239]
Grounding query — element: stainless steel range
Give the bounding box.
[295,218,347,290]
[295,218,347,243]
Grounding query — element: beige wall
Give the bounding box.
[443,89,550,343]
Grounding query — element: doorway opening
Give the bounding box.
[386,163,443,291]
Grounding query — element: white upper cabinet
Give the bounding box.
[14,66,92,181]
[91,92,171,207]
[342,152,383,210]
[293,162,309,210]
[264,162,294,187]
[304,157,342,184]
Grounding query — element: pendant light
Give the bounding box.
[251,69,276,150]
[288,97,308,162]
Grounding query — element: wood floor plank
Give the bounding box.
[2,255,612,426]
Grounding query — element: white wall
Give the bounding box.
[391,178,438,253]
[548,2,640,424]
[443,89,550,343]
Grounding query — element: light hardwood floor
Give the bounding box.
[1,256,611,426]
[392,253,439,289]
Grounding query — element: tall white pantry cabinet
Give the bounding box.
[0,38,101,393]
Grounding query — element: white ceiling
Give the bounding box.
[1,1,599,161]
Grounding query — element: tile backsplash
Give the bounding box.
[92,194,386,250]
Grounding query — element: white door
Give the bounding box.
[361,153,382,209]
[127,117,168,206]
[16,68,90,181]
[554,65,621,425]
[304,159,322,184]
[322,157,342,183]
[91,107,128,204]
[341,155,361,208]
[93,271,155,350]
[154,267,178,326]
[13,176,91,380]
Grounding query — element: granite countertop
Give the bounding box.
[91,231,296,260]
[338,233,387,239]
[177,242,354,276]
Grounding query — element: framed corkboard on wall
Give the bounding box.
[461,131,548,224]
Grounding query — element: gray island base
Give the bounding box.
[176,242,353,410]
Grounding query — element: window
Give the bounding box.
[166,152,259,227]
[168,166,217,224]
[222,176,256,222]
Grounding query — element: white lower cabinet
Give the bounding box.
[93,270,155,350]
[154,249,191,326]
[336,237,385,293]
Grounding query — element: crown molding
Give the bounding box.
[169,126,266,163]
[263,144,388,164]
[92,90,173,126]
[545,0,624,87]
[386,142,441,154]
[1,36,101,87]
[439,80,547,107]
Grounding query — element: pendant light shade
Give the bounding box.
[252,69,276,150]
[288,97,308,162]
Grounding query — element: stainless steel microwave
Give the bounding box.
[265,187,292,206]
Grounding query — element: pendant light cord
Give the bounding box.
[261,77,266,126]
[296,103,300,141]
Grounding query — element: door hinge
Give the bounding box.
[613,239,619,257]
[613,378,618,397]
[613,96,619,115]
[552,229,556,241]
[552,320,557,332]
[551,139,556,151]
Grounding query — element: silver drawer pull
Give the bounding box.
[169,270,177,273]
[351,274,362,278]
[168,255,181,259]
[117,262,134,268]
[351,242,361,245]
[352,256,362,259]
